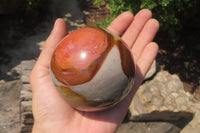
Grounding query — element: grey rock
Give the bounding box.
[21,101,32,113]
[117,122,181,133]
[145,60,157,80]
[21,84,32,91]
[20,89,32,101]
[21,61,35,71]
[20,112,33,133]
[117,122,146,133]
[181,103,200,133]
[129,71,194,121]
[21,112,33,125]
[21,60,36,84]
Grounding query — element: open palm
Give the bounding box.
[30,9,159,133]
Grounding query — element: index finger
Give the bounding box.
[107,12,134,36]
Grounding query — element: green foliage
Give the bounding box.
[95,15,115,29]
[94,0,104,5]
[94,0,199,34]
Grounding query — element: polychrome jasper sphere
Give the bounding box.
[50,27,135,111]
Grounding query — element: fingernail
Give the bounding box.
[54,19,59,28]
[52,19,59,34]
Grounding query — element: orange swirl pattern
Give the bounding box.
[51,27,112,85]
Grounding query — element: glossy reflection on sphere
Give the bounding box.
[50,27,135,111]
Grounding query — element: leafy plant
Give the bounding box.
[94,0,199,35]
[95,15,115,28]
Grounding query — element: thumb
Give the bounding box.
[37,18,68,68]
[30,18,68,97]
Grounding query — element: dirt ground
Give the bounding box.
[0,80,21,133]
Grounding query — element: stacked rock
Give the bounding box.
[20,61,35,133]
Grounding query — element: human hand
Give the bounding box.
[30,9,159,133]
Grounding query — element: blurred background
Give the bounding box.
[0,0,200,133]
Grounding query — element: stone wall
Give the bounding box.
[20,61,35,133]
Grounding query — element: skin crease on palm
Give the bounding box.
[30,9,159,133]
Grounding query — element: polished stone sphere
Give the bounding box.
[50,27,135,111]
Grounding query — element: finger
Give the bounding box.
[107,11,134,36]
[121,9,152,48]
[37,18,68,68]
[107,42,158,120]
[132,19,159,59]
[118,43,158,109]
[136,42,159,78]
